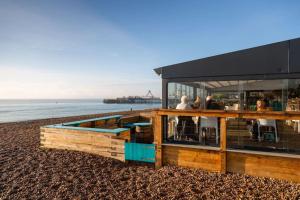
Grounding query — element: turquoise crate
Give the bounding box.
[125,143,155,163]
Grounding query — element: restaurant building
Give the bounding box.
[152,38,300,182]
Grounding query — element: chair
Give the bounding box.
[176,116,196,140]
[167,118,178,140]
[200,117,219,144]
[291,120,300,133]
[257,119,279,142]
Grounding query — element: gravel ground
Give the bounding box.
[0,111,300,200]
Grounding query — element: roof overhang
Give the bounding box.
[154,38,300,80]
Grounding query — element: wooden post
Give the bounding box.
[154,113,162,169]
[220,117,227,173]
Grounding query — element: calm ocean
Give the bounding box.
[0,99,160,123]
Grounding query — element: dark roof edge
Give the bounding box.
[153,37,300,76]
[153,67,162,75]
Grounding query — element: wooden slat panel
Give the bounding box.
[42,140,124,153]
[41,134,116,146]
[227,152,300,182]
[79,122,92,127]
[135,126,153,143]
[139,112,153,119]
[42,127,121,138]
[162,145,221,172]
[42,143,124,161]
[113,130,131,141]
[41,137,124,150]
[95,118,118,128]
[41,141,125,155]
[42,131,112,140]
[41,138,124,151]
[119,116,140,124]
[41,127,125,161]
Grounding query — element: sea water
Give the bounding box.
[0,99,160,123]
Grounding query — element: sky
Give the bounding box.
[1,0,300,99]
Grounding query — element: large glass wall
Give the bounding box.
[167,80,290,111]
[165,79,300,154]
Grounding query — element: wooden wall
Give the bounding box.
[162,146,222,172]
[227,151,300,182]
[78,122,91,127]
[40,127,126,161]
[161,145,300,182]
[94,119,119,128]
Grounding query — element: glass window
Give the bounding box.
[287,79,300,111]
[167,81,241,110]
[240,79,288,111]
[166,79,300,151]
[227,118,300,155]
[166,115,220,147]
[167,79,294,111]
[167,82,195,109]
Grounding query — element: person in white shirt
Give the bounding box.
[175,96,195,140]
[176,96,192,110]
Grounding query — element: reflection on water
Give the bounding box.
[0,99,160,123]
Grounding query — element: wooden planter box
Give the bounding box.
[40,114,154,162]
[40,115,131,161]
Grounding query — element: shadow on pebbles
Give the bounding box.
[0,113,300,199]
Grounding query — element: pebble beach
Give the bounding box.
[1,111,300,199]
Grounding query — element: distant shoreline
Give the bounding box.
[0,100,159,123]
[0,108,155,125]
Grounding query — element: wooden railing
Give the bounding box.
[151,109,300,171]
[153,109,300,120]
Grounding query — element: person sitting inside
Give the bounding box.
[176,96,195,140]
[253,99,276,141]
[191,96,201,109]
[176,96,192,110]
[256,100,265,111]
[256,99,272,111]
[205,96,220,110]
